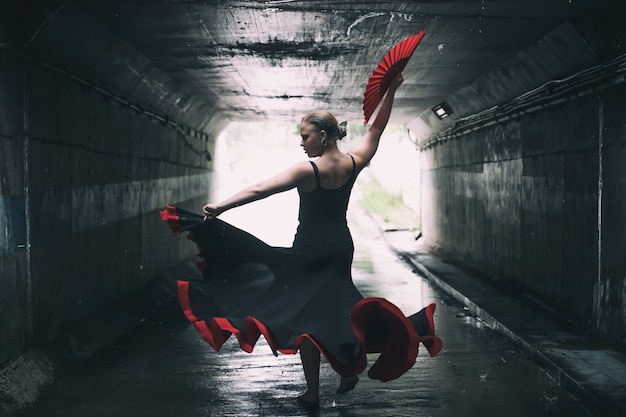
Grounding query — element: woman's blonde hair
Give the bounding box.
[301,110,347,141]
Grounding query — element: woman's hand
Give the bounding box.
[203,203,224,220]
[388,71,404,92]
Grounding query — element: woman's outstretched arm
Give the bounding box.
[203,161,311,218]
[349,72,404,167]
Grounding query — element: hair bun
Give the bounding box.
[337,121,348,140]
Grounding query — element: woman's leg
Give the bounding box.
[336,375,359,394]
[298,338,320,405]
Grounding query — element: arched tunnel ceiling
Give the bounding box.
[23,1,626,132]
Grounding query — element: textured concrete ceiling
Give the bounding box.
[23,1,626,132]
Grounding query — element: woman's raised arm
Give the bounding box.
[349,72,404,167]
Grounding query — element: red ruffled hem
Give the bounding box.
[351,297,419,381]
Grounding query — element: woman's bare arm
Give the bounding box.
[350,72,404,167]
[203,161,311,218]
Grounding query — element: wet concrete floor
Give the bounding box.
[23,203,596,417]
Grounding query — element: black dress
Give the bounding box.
[161,155,442,382]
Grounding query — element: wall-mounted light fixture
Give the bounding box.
[432,102,453,120]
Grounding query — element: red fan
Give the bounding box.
[362,31,425,124]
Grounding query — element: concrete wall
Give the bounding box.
[419,86,626,343]
[0,4,223,380]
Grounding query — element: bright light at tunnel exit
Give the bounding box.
[210,121,422,247]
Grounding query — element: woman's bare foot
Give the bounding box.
[297,391,319,409]
[336,375,359,394]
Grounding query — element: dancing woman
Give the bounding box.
[161,72,441,408]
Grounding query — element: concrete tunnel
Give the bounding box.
[1,1,626,412]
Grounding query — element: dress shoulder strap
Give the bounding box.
[348,154,357,178]
[309,160,321,187]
